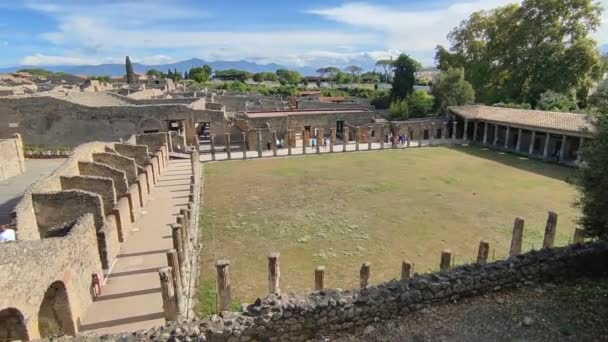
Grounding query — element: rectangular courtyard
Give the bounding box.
[198,146,579,313]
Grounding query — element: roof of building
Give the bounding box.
[449,105,594,135]
[245,108,370,118]
[319,96,345,102]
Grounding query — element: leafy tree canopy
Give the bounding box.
[430,67,475,113]
[390,53,421,101]
[536,90,579,112]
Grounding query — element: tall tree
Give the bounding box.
[344,65,363,76]
[438,0,603,106]
[125,56,134,84]
[390,54,420,101]
[576,112,608,239]
[375,59,394,83]
[430,68,475,113]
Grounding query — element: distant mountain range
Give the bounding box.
[0,58,321,77]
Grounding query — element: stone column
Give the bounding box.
[272,131,278,157]
[316,129,322,154]
[442,122,448,142]
[302,129,307,155]
[172,225,185,276]
[367,130,372,150]
[215,259,232,312]
[509,217,524,256]
[516,128,523,152]
[380,126,385,150]
[166,249,183,309]
[355,128,360,151]
[476,240,489,264]
[473,121,478,142]
[360,262,371,289]
[159,267,178,322]
[529,131,536,156]
[559,135,567,162]
[287,130,293,156]
[542,211,558,248]
[493,124,499,146]
[241,132,247,160]
[573,228,586,244]
[315,266,325,291]
[504,126,510,149]
[343,127,349,152]
[417,125,422,148]
[407,127,411,148]
[463,119,469,142]
[176,217,190,264]
[210,134,216,161]
[268,252,280,295]
[257,131,262,158]
[483,122,488,145]
[401,260,412,280]
[430,122,436,146]
[452,121,457,140]
[543,133,551,160]
[440,249,451,272]
[225,133,231,160]
[330,128,336,152]
[576,137,584,164]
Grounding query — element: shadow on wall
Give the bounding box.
[446,145,576,183]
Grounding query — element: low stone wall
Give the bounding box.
[0,133,25,180]
[74,241,608,341]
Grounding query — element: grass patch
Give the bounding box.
[196,278,241,315]
[199,146,579,303]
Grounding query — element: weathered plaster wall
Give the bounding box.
[78,161,128,195]
[92,152,138,185]
[114,143,150,167]
[0,133,25,180]
[60,176,116,216]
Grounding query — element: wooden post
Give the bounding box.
[257,131,262,158]
[315,266,325,291]
[401,259,412,280]
[573,228,586,244]
[215,259,231,312]
[166,249,183,309]
[158,267,178,322]
[476,240,489,264]
[268,252,280,295]
[225,133,231,160]
[440,250,452,272]
[543,211,558,248]
[360,262,371,289]
[210,134,216,161]
[509,217,525,256]
[242,132,247,160]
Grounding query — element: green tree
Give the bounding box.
[431,68,475,113]
[253,72,277,82]
[146,69,162,78]
[576,112,608,238]
[125,56,134,84]
[391,54,420,101]
[375,59,394,83]
[389,99,409,120]
[344,65,363,83]
[189,66,211,83]
[536,90,579,112]
[439,0,603,105]
[89,75,111,82]
[407,90,435,117]
[275,69,301,84]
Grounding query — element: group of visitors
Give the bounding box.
[310,136,331,150]
[267,138,286,150]
[391,133,408,147]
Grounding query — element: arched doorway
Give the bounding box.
[38,281,76,338]
[0,308,29,342]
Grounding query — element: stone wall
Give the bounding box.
[60,176,116,216]
[0,96,226,147]
[0,133,25,180]
[114,143,150,167]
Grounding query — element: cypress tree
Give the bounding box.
[125,56,134,84]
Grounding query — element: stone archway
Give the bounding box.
[38,281,76,338]
[0,308,29,342]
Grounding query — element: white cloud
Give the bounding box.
[19,53,175,66]
[20,53,96,66]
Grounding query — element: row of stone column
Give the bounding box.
[158,147,200,322]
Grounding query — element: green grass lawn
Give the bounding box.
[197,146,579,314]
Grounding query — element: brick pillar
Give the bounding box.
[172,225,185,278]
[215,259,232,312]
[380,126,385,150]
[543,133,551,160]
[440,249,451,272]
[407,127,411,147]
[576,137,584,164]
[287,130,293,156]
[401,259,412,280]
[452,121,457,140]
[158,267,178,322]
[504,126,510,149]
[315,266,325,291]
[302,129,307,155]
[516,128,523,152]
[417,125,422,147]
[529,131,536,156]
[355,128,360,151]
[493,124,499,146]
[210,134,216,161]
[430,122,436,146]
[225,133,231,160]
[483,122,488,144]
[476,240,489,264]
[442,122,448,142]
[176,217,190,264]
[542,211,558,248]
[343,127,349,152]
[573,228,586,244]
[268,252,280,295]
[272,131,278,157]
[367,130,372,150]
[330,128,336,152]
[316,129,322,154]
[509,217,525,256]
[360,262,371,289]
[257,131,262,158]
[559,135,567,162]
[242,132,247,160]
[473,121,478,142]
[463,119,469,142]
[166,249,183,309]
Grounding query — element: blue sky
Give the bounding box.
[1,0,608,69]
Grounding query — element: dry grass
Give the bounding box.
[198,146,579,312]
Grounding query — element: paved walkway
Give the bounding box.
[0,159,64,225]
[79,159,193,334]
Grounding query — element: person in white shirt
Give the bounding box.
[0,225,16,242]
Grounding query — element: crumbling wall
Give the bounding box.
[78,161,128,195]
[60,176,116,216]
[114,143,150,167]
[92,152,138,185]
[0,133,25,180]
